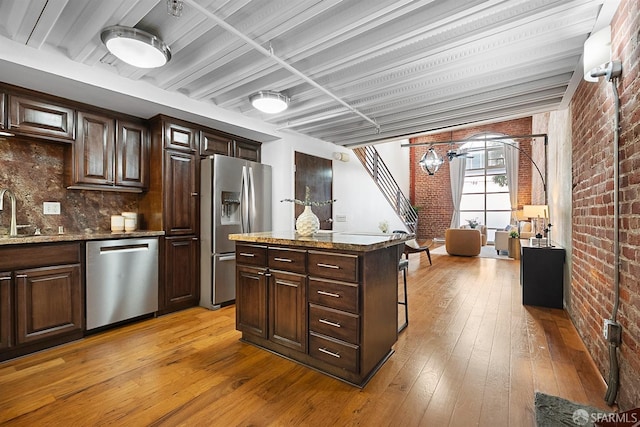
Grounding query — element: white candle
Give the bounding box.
[111,215,125,232]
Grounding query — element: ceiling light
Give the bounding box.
[249,91,289,114]
[419,148,444,175]
[101,26,171,69]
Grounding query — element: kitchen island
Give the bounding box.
[228,231,411,387]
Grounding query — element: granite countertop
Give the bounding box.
[229,230,413,252]
[0,230,165,246]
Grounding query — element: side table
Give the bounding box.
[520,242,565,309]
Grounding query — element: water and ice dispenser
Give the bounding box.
[221,191,240,224]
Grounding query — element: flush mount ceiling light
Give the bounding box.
[101,25,171,69]
[419,148,444,175]
[249,91,289,114]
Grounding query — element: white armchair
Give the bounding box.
[494,222,534,255]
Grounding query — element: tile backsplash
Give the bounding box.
[0,137,139,235]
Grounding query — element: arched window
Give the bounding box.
[458,133,514,242]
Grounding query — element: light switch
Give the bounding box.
[43,202,61,215]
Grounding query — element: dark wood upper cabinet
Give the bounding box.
[234,139,261,162]
[0,93,5,131]
[200,130,233,156]
[164,121,198,153]
[73,111,115,186]
[66,112,148,192]
[8,94,75,142]
[116,119,148,189]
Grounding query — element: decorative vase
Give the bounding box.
[296,205,320,236]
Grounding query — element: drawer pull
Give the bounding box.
[273,257,292,263]
[0,276,11,280]
[15,274,27,279]
[317,263,340,269]
[239,252,256,257]
[318,347,341,358]
[319,318,341,328]
[317,290,340,298]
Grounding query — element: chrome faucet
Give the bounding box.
[0,188,18,237]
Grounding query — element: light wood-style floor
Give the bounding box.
[0,250,611,426]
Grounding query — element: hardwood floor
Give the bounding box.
[0,250,610,426]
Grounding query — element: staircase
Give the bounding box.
[352,146,418,235]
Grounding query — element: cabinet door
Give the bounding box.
[163,236,199,311]
[164,122,198,152]
[116,119,149,189]
[236,265,268,339]
[200,131,233,156]
[74,111,115,185]
[8,94,75,141]
[164,150,198,235]
[234,139,261,162]
[269,270,307,352]
[0,272,11,350]
[15,264,82,345]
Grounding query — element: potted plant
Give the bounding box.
[508,230,521,259]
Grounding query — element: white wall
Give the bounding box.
[262,135,411,234]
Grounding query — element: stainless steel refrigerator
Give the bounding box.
[200,155,272,309]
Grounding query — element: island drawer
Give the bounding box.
[308,278,359,313]
[268,247,306,274]
[236,244,267,267]
[308,251,358,282]
[309,332,359,373]
[309,304,359,345]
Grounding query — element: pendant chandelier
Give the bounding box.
[419,148,444,175]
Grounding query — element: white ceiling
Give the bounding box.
[0,0,618,146]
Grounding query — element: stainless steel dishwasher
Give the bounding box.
[86,237,159,330]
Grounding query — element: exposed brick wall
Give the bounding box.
[409,118,533,239]
[569,0,640,410]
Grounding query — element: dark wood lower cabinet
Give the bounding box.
[236,265,268,339]
[269,270,307,353]
[161,236,199,314]
[15,264,82,344]
[0,272,11,350]
[0,242,84,362]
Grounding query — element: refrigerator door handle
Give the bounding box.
[248,166,256,232]
[240,165,248,233]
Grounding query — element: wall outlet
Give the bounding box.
[336,214,347,222]
[43,202,61,215]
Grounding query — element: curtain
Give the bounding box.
[449,154,466,228]
[504,142,519,224]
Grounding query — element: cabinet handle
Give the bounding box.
[319,318,341,328]
[192,237,198,241]
[239,252,255,257]
[15,274,27,278]
[191,192,198,196]
[0,276,11,280]
[273,257,292,263]
[317,290,340,298]
[318,347,341,358]
[317,263,340,269]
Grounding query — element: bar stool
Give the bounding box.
[398,258,409,332]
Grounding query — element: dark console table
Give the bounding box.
[520,241,565,309]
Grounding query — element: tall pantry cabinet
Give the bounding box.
[140,116,200,314]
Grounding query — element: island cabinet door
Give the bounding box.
[268,270,307,353]
[236,265,268,339]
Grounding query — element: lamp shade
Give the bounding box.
[419,148,444,175]
[249,91,289,114]
[523,205,548,219]
[101,26,171,68]
[583,26,611,82]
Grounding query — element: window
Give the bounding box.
[458,134,514,242]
